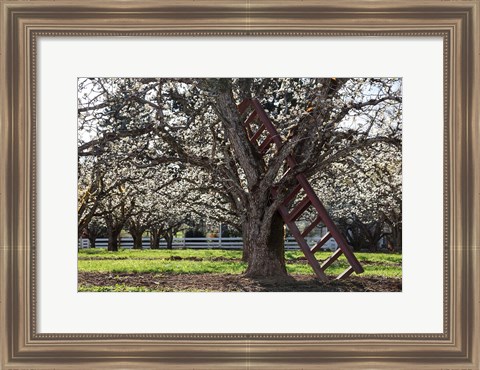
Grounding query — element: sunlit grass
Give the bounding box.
[78,248,242,260]
[78,259,247,274]
[286,263,401,277]
[78,248,401,278]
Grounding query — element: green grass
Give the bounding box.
[287,263,400,277]
[78,248,401,278]
[79,259,247,274]
[79,248,242,260]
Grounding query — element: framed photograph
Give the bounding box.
[1,0,478,368]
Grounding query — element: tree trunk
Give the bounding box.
[88,236,96,248]
[150,228,162,249]
[364,221,384,252]
[387,225,402,251]
[384,212,402,252]
[107,227,121,252]
[241,227,251,262]
[132,230,144,250]
[244,212,287,278]
[164,230,174,250]
[215,88,289,278]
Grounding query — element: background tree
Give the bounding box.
[85,217,107,248]
[314,142,402,251]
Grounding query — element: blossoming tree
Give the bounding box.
[78,77,402,278]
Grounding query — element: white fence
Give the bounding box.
[78,236,339,251]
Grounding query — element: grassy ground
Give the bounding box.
[78,248,401,292]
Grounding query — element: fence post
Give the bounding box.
[79,238,90,249]
[218,223,222,248]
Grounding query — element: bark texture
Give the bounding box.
[131,231,144,250]
[164,230,174,250]
[107,226,122,251]
[244,212,287,278]
[215,85,289,278]
[150,228,162,249]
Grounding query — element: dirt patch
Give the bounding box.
[78,272,402,292]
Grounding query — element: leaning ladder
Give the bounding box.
[238,98,364,281]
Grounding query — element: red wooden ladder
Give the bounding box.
[238,98,364,281]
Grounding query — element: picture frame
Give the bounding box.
[1,0,478,368]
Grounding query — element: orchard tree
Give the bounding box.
[78,77,402,277]
[125,167,182,249]
[313,141,402,251]
[77,156,104,236]
[85,217,107,248]
[91,161,148,251]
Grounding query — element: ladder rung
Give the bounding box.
[288,196,311,222]
[283,184,302,206]
[237,99,251,114]
[336,266,355,280]
[250,125,265,142]
[259,135,274,153]
[245,110,258,126]
[320,247,343,270]
[301,215,323,238]
[311,231,332,253]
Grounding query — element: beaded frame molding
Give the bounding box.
[1,1,479,369]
